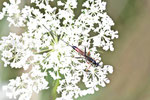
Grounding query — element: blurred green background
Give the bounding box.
[0,0,150,100]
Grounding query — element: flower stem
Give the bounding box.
[35,49,53,54]
[51,79,59,100]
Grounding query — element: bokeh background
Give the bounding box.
[0,0,150,100]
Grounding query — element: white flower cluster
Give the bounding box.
[3,66,48,100]
[0,0,118,100]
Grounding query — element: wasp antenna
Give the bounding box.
[43,24,56,40]
[43,25,73,48]
[84,47,86,56]
[43,25,50,32]
[61,39,72,47]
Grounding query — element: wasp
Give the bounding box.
[61,40,99,67]
[43,25,100,70]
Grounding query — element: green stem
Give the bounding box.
[35,49,53,54]
[51,79,60,100]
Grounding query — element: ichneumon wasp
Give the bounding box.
[43,25,100,70]
[61,39,99,67]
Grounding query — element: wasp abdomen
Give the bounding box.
[72,46,84,56]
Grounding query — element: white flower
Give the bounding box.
[0,0,118,100]
[65,0,77,9]
[57,1,65,6]
[3,65,48,100]
[2,50,13,58]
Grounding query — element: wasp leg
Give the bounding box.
[86,60,90,64]
[87,51,90,56]
[75,57,84,59]
[85,63,92,72]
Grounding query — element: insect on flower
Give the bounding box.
[62,40,99,67]
[43,25,100,70]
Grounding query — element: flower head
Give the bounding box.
[0,0,118,100]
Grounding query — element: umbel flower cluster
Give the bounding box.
[0,0,118,100]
